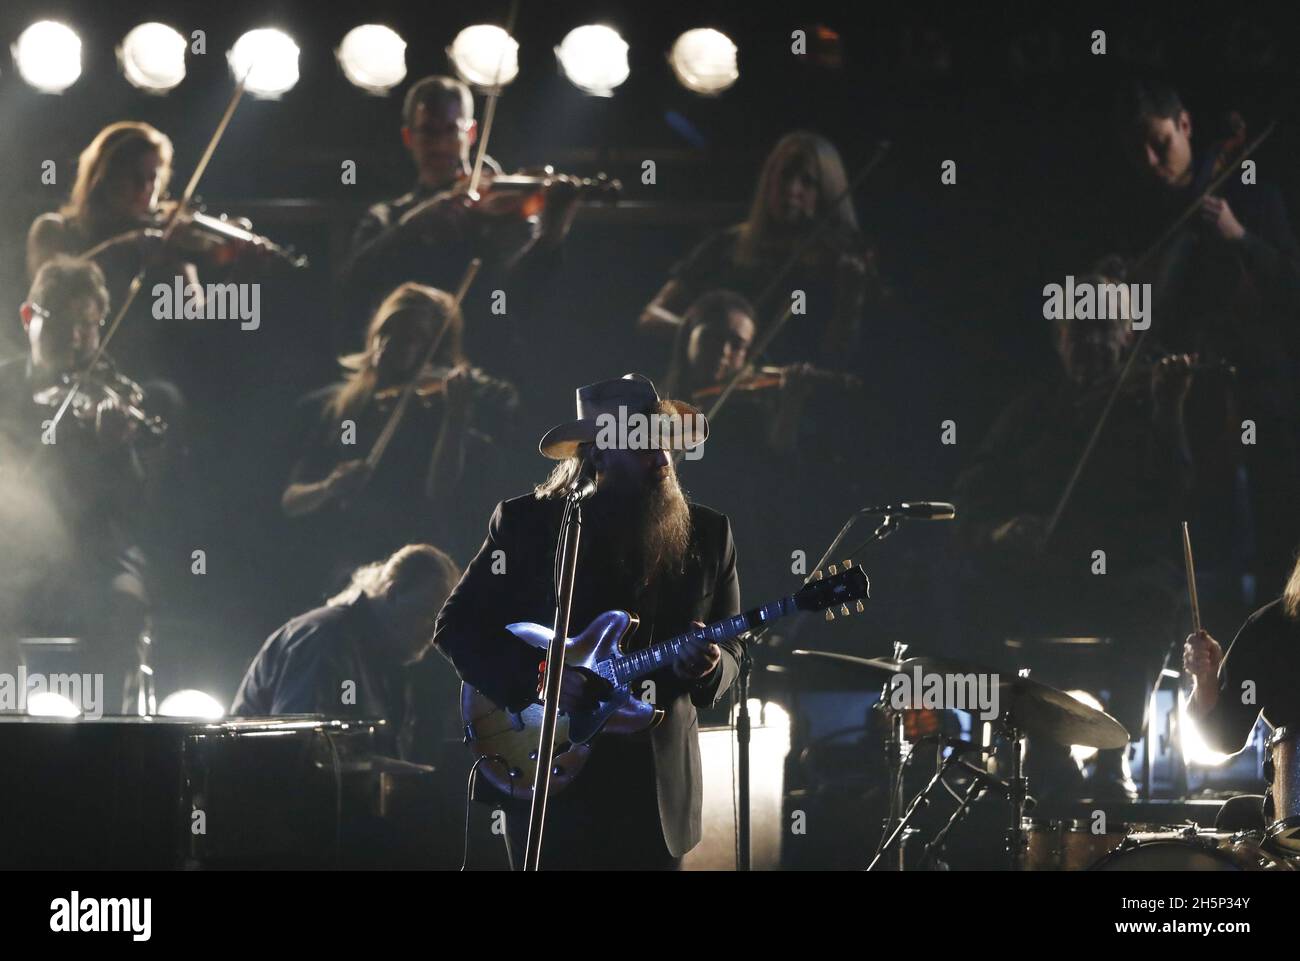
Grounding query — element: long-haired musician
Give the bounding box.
[282,281,517,581]
[433,373,742,869]
[1185,552,1300,754]
[27,122,200,379]
[640,131,886,368]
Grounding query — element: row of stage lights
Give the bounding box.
[8,20,741,99]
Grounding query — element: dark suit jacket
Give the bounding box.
[433,493,742,857]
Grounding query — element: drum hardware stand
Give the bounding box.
[1005,713,1029,871]
[873,640,910,870]
[917,771,987,869]
[868,746,975,871]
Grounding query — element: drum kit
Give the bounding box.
[792,648,1300,871]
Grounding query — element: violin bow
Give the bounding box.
[1042,119,1277,546]
[43,69,252,442]
[363,258,483,473]
[466,0,521,199]
[704,140,891,423]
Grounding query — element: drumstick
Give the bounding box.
[1181,521,1202,635]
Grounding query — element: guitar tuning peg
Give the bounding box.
[828,564,838,575]
[843,559,853,568]
[814,570,824,581]
[855,600,865,613]
[824,609,835,621]
[840,603,850,617]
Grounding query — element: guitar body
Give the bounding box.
[459,564,869,800]
[461,610,665,801]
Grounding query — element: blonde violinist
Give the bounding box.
[641,131,887,370]
[283,282,517,582]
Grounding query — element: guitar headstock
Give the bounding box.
[794,561,870,620]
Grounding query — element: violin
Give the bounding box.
[459,166,622,220]
[31,360,167,441]
[147,200,309,270]
[372,367,452,410]
[691,364,863,401]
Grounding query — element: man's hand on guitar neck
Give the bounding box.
[673,622,722,683]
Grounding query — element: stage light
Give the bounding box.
[27,691,81,718]
[119,22,187,93]
[158,689,225,719]
[669,28,738,95]
[1178,692,1232,767]
[1065,689,1104,765]
[12,21,82,94]
[228,28,300,98]
[448,24,520,89]
[555,25,629,97]
[337,24,406,94]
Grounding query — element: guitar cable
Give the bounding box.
[460,756,488,871]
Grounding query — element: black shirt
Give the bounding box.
[339,174,560,367]
[954,373,1192,570]
[1200,598,1300,754]
[1132,146,1300,367]
[285,369,517,568]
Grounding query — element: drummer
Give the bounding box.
[1184,551,1300,754]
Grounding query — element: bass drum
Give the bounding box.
[1090,833,1294,871]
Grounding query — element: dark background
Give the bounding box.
[0,0,1293,725]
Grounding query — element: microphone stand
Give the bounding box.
[735,644,753,871]
[522,490,585,870]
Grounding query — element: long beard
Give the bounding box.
[594,472,693,587]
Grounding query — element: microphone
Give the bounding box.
[861,502,956,520]
[952,757,1013,800]
[565,461,598,502]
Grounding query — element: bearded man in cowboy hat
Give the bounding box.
[433,373,742,870]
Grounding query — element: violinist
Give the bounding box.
[26,122,200,384]
[640,131,887,370]
[1114,79,1300,595]
[283,282,517,585]
[663,289,860,457]
[662,289,860,601]
[340,75,582,363]
[954,260,1198,800]
[0,256,156,712]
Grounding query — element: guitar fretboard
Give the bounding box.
[611,596,796,685]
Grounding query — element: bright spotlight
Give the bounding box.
[13,21,82,94]
[228,28,300,98]
[555,24,629,97]
[669,28,738,95]
[337,24,406,94]
[119,23,187,93]
[1065,689,1104,765]
[448,24,520,89]
[27,691,81,718]
[1179,692,1232,767]
[158,689,225,719]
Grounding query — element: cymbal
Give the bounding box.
[791,649,903,674]
[999,675,1130,749]
[898,657,1128,749]
[899,655,1000,678]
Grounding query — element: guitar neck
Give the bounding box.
[612,595,797,685]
